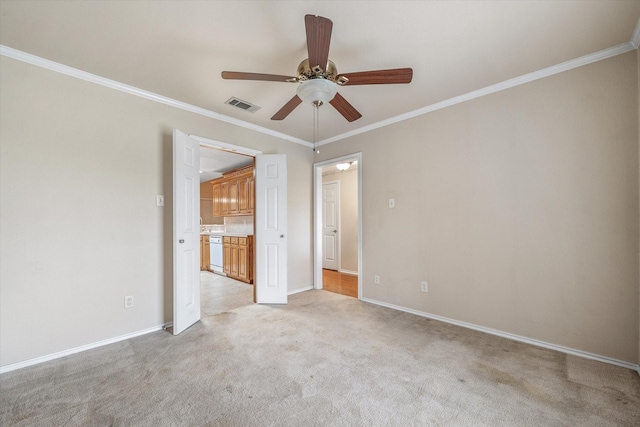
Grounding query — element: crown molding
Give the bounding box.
[0,45,311,148]
[319,40,637,146]
[3,16,639,150]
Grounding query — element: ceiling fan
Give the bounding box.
[221,14,413,122]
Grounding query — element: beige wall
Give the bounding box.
[0,56,313,367]
[322,169,358,272]
[316,51,640,364]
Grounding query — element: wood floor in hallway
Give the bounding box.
[322,269,358,298]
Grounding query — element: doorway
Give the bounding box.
[173,131,288,334]
[313,153,362,299]
[195,137,261,316]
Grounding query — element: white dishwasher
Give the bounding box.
[209,235,224,274]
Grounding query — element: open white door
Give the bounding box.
[255,154,287,304]
[172,129,201,335]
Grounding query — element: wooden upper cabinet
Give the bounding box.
[248,175,255,213]
[239,176,251,214]
[212,182,221,217]
[220,181,230,216]
[211,165,255,217]
[228,178,239,214]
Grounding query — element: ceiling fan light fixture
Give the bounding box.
[296,79,337,105]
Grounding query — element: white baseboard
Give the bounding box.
[361,297,640,374]
[289,286,313,295]
[5,300,637,376]
[0,323,170,374]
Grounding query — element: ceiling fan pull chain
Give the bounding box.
[313,103,320,153]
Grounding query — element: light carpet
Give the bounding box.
[1,290,639,426]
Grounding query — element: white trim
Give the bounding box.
[339,269,358,276]
[631,18,640,48]
[361,297,640,373]
[288,286,313,295]
[318,42,637,146]
[313,153,363,299]
[322,179,341,272]
[2,29,638,148]
[0,45,310,148]
[0,324,171,374]
[191,135,263,157]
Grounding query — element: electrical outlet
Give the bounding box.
[124,295,134,309]
[421,281,428,292]
[374,275,380,285]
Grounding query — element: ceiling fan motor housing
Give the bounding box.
[296,59,346,84]
[221,14,411,122]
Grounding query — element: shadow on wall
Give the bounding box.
[162,130,173,323]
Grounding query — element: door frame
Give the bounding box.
[190,135,262,158]
[189,134,262,302]
[321,180,341,272]
[313,152,362,299]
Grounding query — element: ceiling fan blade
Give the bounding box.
[329,93,362,122]
[336,68,413,85]
[271,95,303,120]
[221,71,296,82]
[305,15,333,72]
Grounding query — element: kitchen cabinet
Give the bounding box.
[220,181,229,216]
[228,179,239,215]
[239,175,253,214]
[223,235,253,284]
[200,235,210,271]
[223,239,231,274]
[248,175,255,213]
[237,237,251,282]
[212,182,221,217]
[211,165,254,217]
[200,181,214,224]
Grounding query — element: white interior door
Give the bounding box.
[255,154,287,304]
[172,129,201,335]
[322,181,340,271]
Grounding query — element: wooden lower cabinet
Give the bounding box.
[223,235,253,283]
[223,241,231,275]
[200,235,210,271]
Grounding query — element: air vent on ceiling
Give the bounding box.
[225,97,261,113]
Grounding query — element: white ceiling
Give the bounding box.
[200,146,253,183]
[1,1,639,144]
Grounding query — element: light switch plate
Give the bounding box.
[389,198,395,209]
[156,195,164,206]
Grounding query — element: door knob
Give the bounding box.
[179,239,184,244]
[280,235,285,238]
[332,230,337,233]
